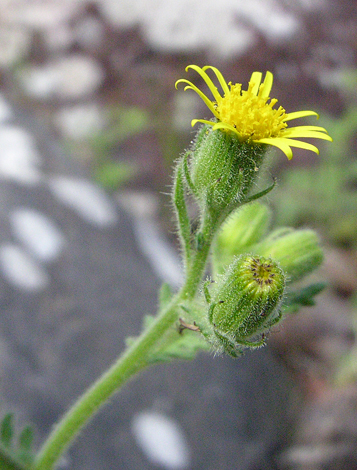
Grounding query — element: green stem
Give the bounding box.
[33,215,215,470]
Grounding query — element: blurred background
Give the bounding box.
[0,0,357,469]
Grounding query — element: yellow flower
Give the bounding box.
[175,65,332,160]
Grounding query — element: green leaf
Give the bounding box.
[94,161,137,191]
[125,298,210,365]
[284,282,326,313]
[0,413,34,470]
[17,426,34,466]
[158,283,173,309]
[125,315,156,348]
[1,413,14,448]
[0,443,27,470]
[148,329,210,364]
[18,427,33,453]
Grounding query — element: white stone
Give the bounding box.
[131,412,190,469]
[19,55,104,100]
[54,104,106,139]
[1,0,80,29]
[132,217,183,288]
[48,176,118,227]
[284,0,326,10]
[0,244,49,291]
[98,0,299,57]
[10,208,65,262]
[0,126,42,185]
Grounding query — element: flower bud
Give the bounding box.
[208,255,285,356]
[189,124,265,211]
[254,228,323,283]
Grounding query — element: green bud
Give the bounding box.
[189,124,265,212]
[207,255,285,356]
[254,228,323,284]
[213,202,271,273]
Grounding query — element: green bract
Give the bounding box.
[188,124,265,213]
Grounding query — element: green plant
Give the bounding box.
[0,65,331,470]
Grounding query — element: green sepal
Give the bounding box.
[240,178,276,205]
[283,282,326,313]
[182,151,197,197]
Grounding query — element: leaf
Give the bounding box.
[1,413,14,448]
[18,427,33,453]
[125,315,156,348]
[158,283,173,309]
[0,443,27,470]
[284,282,326,313]
[150,330,210,363]
[125,297,210,366]
[17,426,34,467]
[0,413,34,470]
[94,161,137,191]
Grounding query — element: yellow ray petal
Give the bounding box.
[257,138,293,160]
[202,66,230,96]
[286,125,329,133]
[283,130,333,141]
[185,65,222,102]
[278,138,320,153]
[249,72,263,95]
[191,119,215,128]
[212,121,241,136]
[260,72,273,99]
[283,111,319,122]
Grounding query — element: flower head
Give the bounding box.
[175,65,332,160]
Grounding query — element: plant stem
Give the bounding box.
[33,216,215,470]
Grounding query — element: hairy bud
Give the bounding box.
[206,255,285,356]
[189,124,265,212]
[255,228,323,283]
